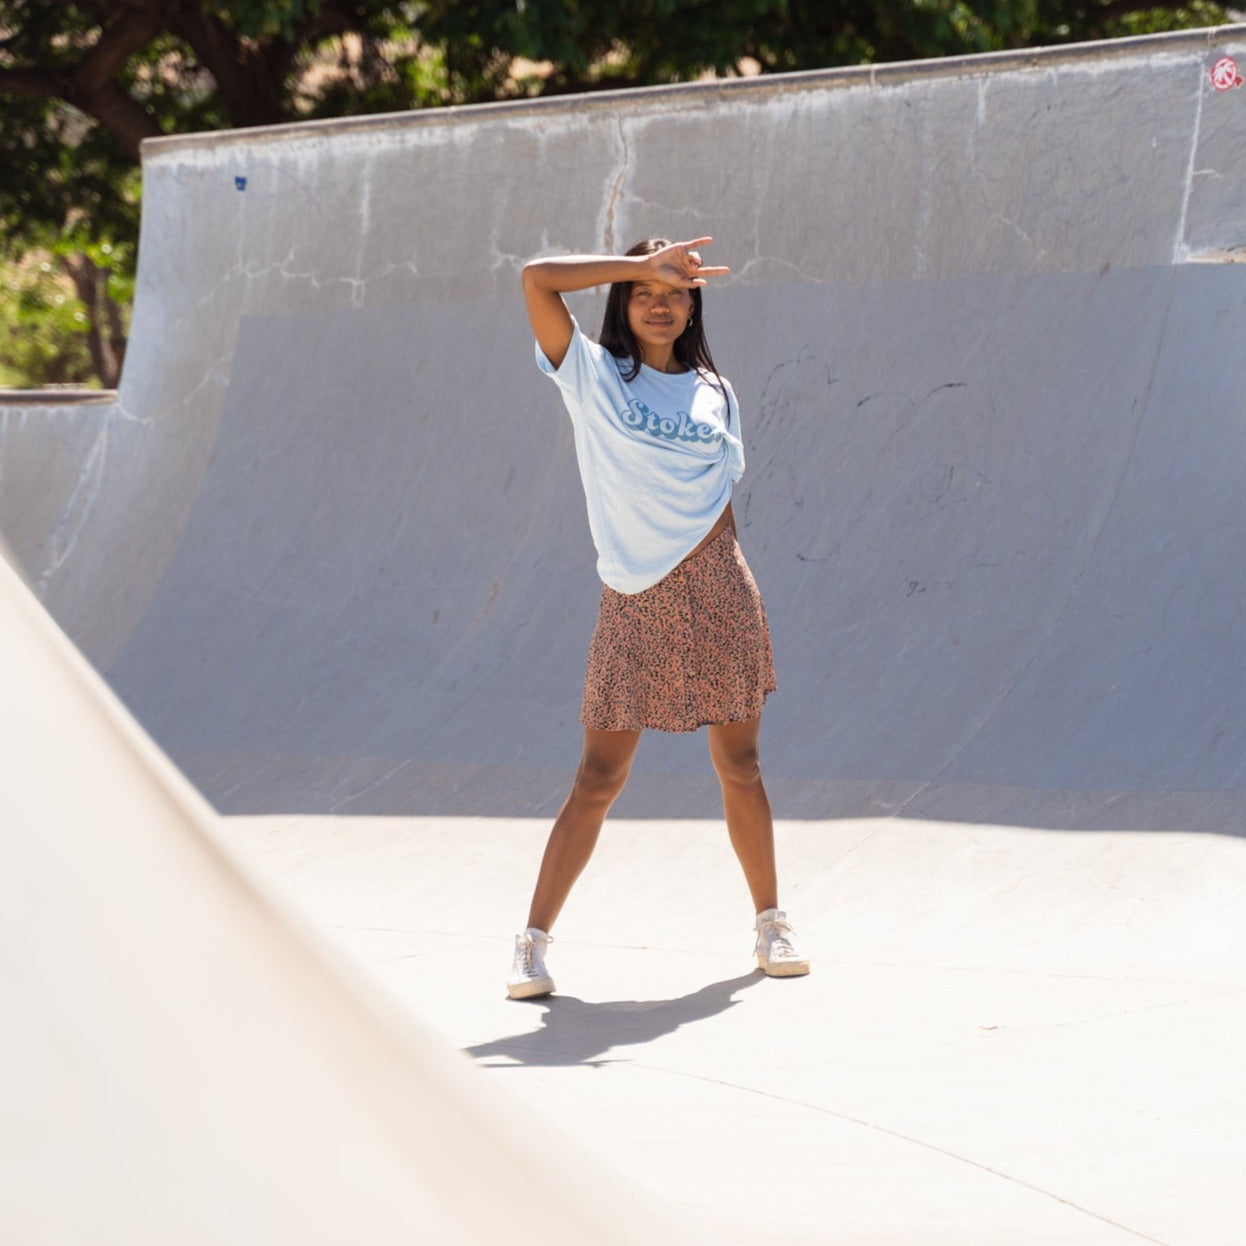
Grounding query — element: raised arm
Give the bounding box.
[521,238,728,369]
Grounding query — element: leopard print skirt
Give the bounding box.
[581,527,777,733]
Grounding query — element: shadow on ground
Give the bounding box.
[465,972,765,1068]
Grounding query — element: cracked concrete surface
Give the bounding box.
[215,812,1246,1246]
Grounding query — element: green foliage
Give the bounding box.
[401,0,1238,100]
[0,249,97,388]
[0,102,140,251]
[220,0,322,41]
[1105,2,1231,37]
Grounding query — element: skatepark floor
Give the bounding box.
[218,811,1246,1246]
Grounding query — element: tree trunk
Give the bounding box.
[63,4,167,162]
[170,9,290,128]
[62,254,125,388]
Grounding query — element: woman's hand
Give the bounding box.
[521,238,729,369]
[643,237,730,287]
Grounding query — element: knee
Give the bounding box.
[711,740,762,787]
[572,750,631,806]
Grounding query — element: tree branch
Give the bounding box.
[0,66,62,101]
[52,4,165,160]
[169,7,285,126]
[297,2,361,40]
[73,2,162,94]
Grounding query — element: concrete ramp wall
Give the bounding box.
[3,27,1246,826]
[0,545,711,1246]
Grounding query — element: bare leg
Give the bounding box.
[707,716,778,914]
[526,726,642,932]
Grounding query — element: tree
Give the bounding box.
[0,3,435,387]
[411,0,1237,97]
[0,1,1234,387]
[0,228,133,388]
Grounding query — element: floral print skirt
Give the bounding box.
[581,527,777,733]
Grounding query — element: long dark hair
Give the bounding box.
[598,238,727,401]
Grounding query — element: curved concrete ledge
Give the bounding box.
[0,388,117,405]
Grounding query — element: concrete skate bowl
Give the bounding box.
[3,26,1246,831]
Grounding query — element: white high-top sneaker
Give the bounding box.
[507,927,555,999]
[754,909,811,977]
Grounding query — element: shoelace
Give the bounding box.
[759,919,797,957]
[518,933,552,976]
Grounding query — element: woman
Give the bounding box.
[509,235,808,999]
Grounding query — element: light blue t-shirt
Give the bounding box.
[537,319,745,594]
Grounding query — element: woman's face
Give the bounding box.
[627,279,693,356]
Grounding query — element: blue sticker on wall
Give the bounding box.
[235,176,247,191]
